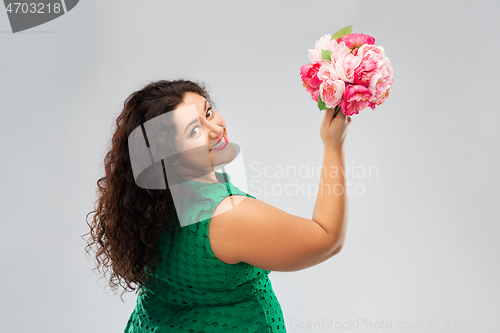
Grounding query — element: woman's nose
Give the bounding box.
[209,127,224,140]
[206,121,225,139]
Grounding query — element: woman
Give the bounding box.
[85,79,351,332]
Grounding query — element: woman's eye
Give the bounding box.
[207,107,214,118]
[190,107,215,137]
[190,126,200,137]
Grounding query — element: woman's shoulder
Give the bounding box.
[174,171,254,227]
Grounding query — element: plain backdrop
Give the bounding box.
[1,1,499,332]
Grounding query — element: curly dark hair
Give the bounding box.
[84,79,217,298]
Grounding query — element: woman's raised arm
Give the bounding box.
[209,108,351,272]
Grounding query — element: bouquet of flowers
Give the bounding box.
[300,25,393,117]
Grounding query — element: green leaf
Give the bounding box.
[321,49,333,61]
[331,25,353,41]
[317,94,328,111]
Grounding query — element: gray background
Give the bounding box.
[1,0,499,332]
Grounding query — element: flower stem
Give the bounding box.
[333,105,342,118]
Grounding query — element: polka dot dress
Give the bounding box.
[124,172,286,332]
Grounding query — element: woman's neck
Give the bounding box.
[188,171,219,184]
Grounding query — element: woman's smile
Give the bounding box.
[210,134,228,152]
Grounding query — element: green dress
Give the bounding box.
[124,171,286,333]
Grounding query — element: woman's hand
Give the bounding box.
[320,107,352,151]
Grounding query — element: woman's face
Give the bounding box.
[172,92,236,180]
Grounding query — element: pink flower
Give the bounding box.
[340,84,375,116]
[353,44,393,104]
[300,63,322,92]
[315,45,361,84]
[334,52,362,83]
[311,89,320,102]
[353,59,379,87]
[374,88,390,106]
[300,62,322,102]
[308,34,338,63]
[317,60,339,81]
[301,30,393,112]
[338,33,375,49]
[319,78,345,108]
[329,40,351,63]
[369,58,393,103]
[355,45,393,104]
[358,44,385,62]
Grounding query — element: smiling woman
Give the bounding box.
[169,91,237,184]
[85,78,351,333]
